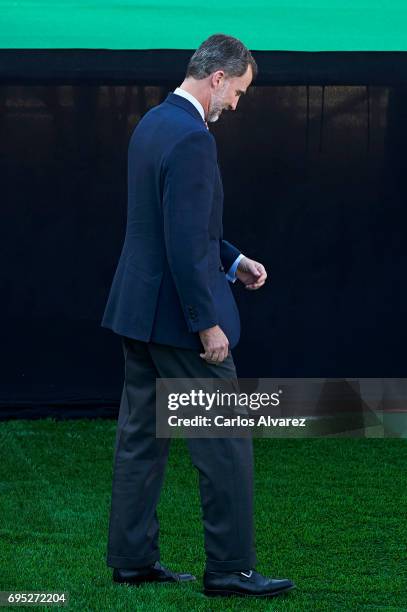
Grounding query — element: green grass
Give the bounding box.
[0,418,406,611]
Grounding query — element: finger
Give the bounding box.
[245,281,265,290]
[220,348,228,362]
[247,280,263,289]
[255,264,266,275]
[256,271,267,283]
[245,271,266,286]
[253,263,264,273]
[201,349,217,363]
[205,358,219,365]
[215,348,227,363]
[249,274,267,287]
[211,350,221,364]
[216,350,225,363]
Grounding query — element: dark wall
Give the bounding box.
[1,82,406,417]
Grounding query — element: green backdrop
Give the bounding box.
[1,0,406,51]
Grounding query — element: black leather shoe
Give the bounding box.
[113,561,196,585]
[203,568,296,598]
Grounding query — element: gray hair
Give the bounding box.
[186,33,258,81]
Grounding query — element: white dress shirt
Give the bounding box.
[173,86,206,122]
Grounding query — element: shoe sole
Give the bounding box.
[113,577,196,586]
[203,584,296,598]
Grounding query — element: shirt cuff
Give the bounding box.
[225,253,245,283]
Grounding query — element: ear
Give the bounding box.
[212,70,225,87]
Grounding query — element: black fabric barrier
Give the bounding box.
[1,80,407,418]
[2,50,407,86]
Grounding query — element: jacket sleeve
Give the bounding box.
[220,239,242,271]
[162,130,219,333]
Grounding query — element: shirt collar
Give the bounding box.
[173,87,205,122]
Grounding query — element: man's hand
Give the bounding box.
[236,256,267,290]
[199,325,229,364]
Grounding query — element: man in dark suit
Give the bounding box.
[101,33,296,599]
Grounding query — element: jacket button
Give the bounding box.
[219,265,225,272]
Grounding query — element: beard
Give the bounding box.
[207,85,228,123]
[207,104,223,123]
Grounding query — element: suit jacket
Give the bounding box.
[101,92,242,350]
